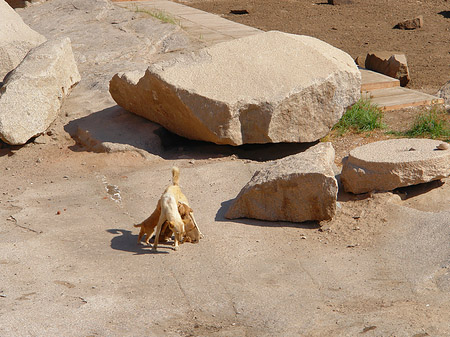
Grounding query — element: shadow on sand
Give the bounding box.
[106,229,171,255]
[65,105,318,162]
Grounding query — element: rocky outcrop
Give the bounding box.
[110,31,361,146]
[394,16,423,30]
[365,51,410,87]
[0,38,80,145]
[0,0,46,80]
[341,139,450,194]
[225,142,338,222]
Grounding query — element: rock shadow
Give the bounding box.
[438,11,450,19]
[394,179,445,200]
[65,104,318,162]
[215,199,321,229]
[106,229,170,255]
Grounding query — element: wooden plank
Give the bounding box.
[360,68,399,91]
[363,88,444,111]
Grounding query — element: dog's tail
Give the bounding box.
[134,224,143,228]
[172,166,180,186]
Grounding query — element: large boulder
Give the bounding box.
[365,51,410,87]
[341,139,450,194]
[110,31,361,146]
[0,0,46,80]
[225,142,338,222]
[0,38,81,145]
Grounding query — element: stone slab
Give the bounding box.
[341,139,450,194]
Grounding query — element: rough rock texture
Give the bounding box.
[225,142,338,222]
[394,16,423,30]
[437,80,450,107]
[365,51,410,87]
[0,0,47,80]
[110,31,361,146]
[341,139,450,194]
[0,38,80,145]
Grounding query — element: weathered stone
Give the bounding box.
[437,80,450,107]
[341,139,450,194]
[328,0,353,5]
[110,31,361,146]
[0,38,81,145]
[225,142,338,222]
[0,0,46,79]
[394,16,423,30]
[365,51,410,87]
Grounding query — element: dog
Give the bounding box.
[152,167,203,251]
[177,201,202,244]
[134,201,196,245]
[134,199,172,245]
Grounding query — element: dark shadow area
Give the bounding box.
[215,199,321,229]
[438,11,450,19]
[65,105,318,162]
[230,9,249,15]
[393,179,445,200]
[107,229,170,255]
[315,2,331,5]
[0,139,32,157]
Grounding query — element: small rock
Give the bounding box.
[394,16,423,30]
[437,142,449,150]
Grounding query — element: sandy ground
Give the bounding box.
[1,0,450,336]
[184,0,450,94]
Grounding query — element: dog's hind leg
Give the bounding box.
[189,212,204,239]
[151,216,166,252]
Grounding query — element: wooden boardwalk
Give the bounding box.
[113,0,443,111]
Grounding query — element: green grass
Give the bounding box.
[403,106,450,139]
[333,98,385,135]
[134,6,180,25]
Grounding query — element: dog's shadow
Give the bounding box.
[106,229,170,255]
[215,199,321,229]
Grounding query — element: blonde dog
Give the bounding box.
[134,199,171,245]
[152,167,203,251]
[134,201,195,245]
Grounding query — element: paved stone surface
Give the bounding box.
[341,138,450,194]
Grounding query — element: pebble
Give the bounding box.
[437,142,449,150]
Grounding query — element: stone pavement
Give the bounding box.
[112,0,443,111]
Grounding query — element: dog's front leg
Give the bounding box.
[152,217,165,252]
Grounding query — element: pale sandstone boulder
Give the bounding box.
[341,139,450,194]
[110,31,361,146]
[225,142,338,222]
[0,0,47,79]
[365,51,410,86]
[0,38,80,145]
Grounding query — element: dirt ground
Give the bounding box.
[1,0,450,336]
[183,0,450,94]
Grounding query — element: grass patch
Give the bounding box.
[332,99,384,135]
[134,6,180,25]
[402,106,450,139]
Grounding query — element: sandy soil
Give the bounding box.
[183,0,450,94]
[1,0,450,336]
